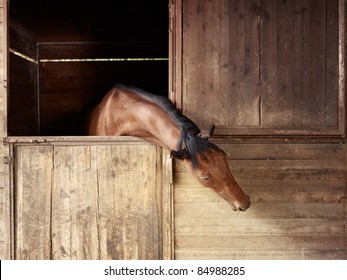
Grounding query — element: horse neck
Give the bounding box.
[139,107,182,151]
[110,96,182,151]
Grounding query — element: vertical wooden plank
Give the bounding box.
[325,0,339,127]
[162,150,174,260]
[337,0,345,135]
[211,0,221,126]
[51,146,73,259]
[182,0,198,121]
[15,146,53,259]
[116,145,140,260]
[276,0,294,126]
[169,0,183,109]
[51,146,99,260]
[136,145,160,259]
[195,0,212,125]
[215,0,230,126]
[231,0,244,125]
[293,0,305,127]
[51,146,75,260]
[91,145,114,259]
[308,0,327,126]
[229,0,246,125]
[1,0,9,261]
[70,146,99,259]
[96,143,163,260]
[301,0,311,127]
[235,0,261,125]
[260,0,278,126]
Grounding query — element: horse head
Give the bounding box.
[172,125,251,211]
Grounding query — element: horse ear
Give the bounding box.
[198,124,215,140]
[170,150,187,160]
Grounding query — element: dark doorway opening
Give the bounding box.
[9,0,168,136]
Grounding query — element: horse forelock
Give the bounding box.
[177,130,221,168]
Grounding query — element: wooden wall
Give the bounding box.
[8,138,172,260]
[181,0,344,136]
[0,0,7,259]
[173,0,346,260]
[174,142,347,259]
[2,0,346,261]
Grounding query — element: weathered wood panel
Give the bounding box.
[174,143,347,260]
[180,0,344,136]
[13,141,171,260]
[0,0,7,260]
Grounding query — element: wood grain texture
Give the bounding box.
[180,0,344,136]
[0,2,8,260]
[174,143,347,260]
[12,142,171,260]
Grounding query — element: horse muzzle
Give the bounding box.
[232,194,251,212]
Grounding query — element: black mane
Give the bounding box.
[114,84,221,168]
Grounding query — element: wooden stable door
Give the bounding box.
[10,138,172,260]
[172,0,345,137]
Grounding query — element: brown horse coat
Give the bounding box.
[87,84,250,211]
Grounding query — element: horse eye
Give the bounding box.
[200,175,210,181]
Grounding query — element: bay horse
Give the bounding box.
[87,84,250,211]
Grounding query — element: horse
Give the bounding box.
[87,84,250,211]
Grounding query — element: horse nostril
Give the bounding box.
[239,207,245,211]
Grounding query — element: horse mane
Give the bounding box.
[113,84,221,168]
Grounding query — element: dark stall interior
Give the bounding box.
[9,0,168,136]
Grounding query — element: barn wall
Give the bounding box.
[179,0,344,137]
[8,138,173,260]
[174,143,347,259]
[172,0,347,260]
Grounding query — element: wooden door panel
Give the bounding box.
[179,0,345,137]
[12,140,172,260]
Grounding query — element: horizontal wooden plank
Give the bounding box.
[175,249,347,260]
[173,142,347,260]
[7,136,147,144]
[175,235,347,251]
[174,166,347,189]
[177,159,347,172]
[228,159,347,171]
[174,185,346,204]
[175,218,346,236]
[217,143,347,160]
[175,202,346,220]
